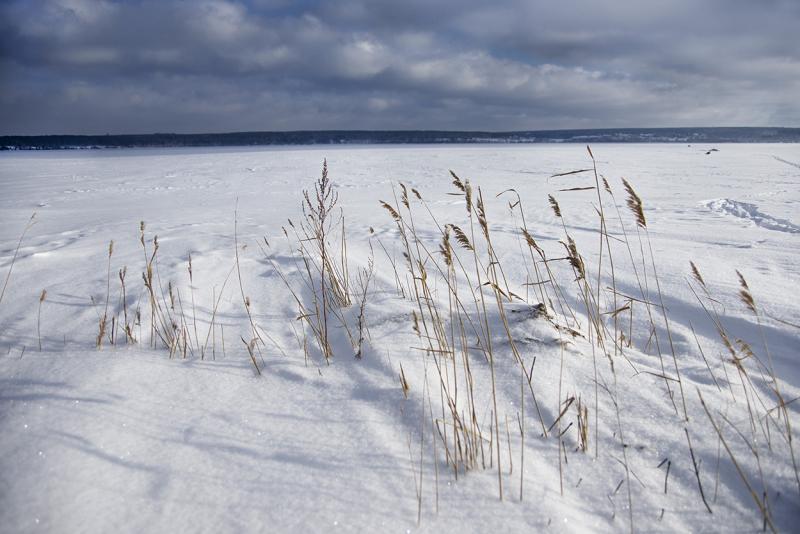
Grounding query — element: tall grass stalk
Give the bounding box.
[0,213,35,309]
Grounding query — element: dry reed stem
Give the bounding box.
[0,213,36,308]
[698,389,775,532]
[37,289,46,351]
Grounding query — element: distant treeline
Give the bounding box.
[2,127,799,150]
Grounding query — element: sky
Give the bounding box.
[1,0,798,135]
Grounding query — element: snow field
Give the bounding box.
[1,144,799,532]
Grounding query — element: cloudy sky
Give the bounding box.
[1,0,798,135]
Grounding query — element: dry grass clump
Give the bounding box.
[78,168,365,376]
[368,147,797,530]
[354,255,374,359]
[265,160,374,365]
[377,172,563,505]
[81,218,240,366]
[96,240,114,348]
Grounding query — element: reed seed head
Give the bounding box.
[563,237,585,280]
[400,183,410,209]
[548,195,562,218]
[449,225,473,251]
[622,178,647,228]
[477,195,489,238]
[690,261,706,287]
[736,270,757,314]
[439,229,453,267]
[601,176,612,195]
[521,228,543,256]
[450,170,465,192]
[380,201,401,221]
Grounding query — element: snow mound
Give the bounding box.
[703,198,800,233]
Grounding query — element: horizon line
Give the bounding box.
[3,126,800,138]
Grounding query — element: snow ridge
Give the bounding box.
[703,198,800,233]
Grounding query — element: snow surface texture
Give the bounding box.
[1,144,799,532]
[703,199,800,234]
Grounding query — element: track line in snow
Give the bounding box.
[773,155,800,170]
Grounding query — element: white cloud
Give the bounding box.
[0,0,797,133]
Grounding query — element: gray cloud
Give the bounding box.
[0,0,797,134]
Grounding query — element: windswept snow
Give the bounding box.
[1,143,799,533]
[703,198,800,234]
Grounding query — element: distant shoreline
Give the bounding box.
[2,127,799,150]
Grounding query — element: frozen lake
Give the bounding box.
[1,143,799,532]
